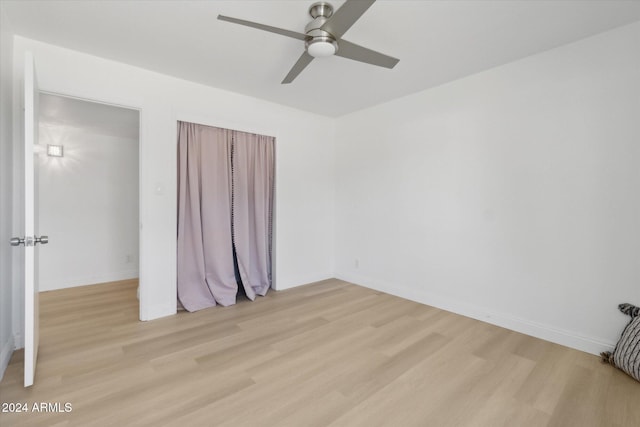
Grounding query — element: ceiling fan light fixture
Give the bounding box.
[218,0,399,84]
[306,37,338,57]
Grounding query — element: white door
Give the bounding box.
[10,52,46,387]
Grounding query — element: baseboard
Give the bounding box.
[335,272,615,356]
[0,334,15,381]
[13,332,23,350]
[141,303,177,322]
[39,269,139,292]
[274,272,334,291]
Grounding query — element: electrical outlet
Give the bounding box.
[125,254,133,263]
[355,258,359,268]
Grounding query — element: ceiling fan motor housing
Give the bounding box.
[305,2,338,57]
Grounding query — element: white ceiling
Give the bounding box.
[3,0,640,117]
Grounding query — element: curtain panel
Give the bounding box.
[177,121,274,312]
[232,131,275,299]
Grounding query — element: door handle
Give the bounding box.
[10,236,48,246]
[10,237,25,246]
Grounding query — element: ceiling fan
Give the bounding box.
[218,0,399,84]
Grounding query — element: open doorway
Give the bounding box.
[37,93,140,301]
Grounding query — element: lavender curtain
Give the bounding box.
[177,121,274,311]
[177,122,237,311]
[232,132,275,299]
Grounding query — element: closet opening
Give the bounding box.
[176,121,275,311]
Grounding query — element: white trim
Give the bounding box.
[336,272,615,356]
[173,110,279,140]
[0,334,15,381]
[39,270,139,292]
[275,273,335,291]
[145,303,177,321]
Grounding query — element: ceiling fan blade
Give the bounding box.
[335,39,399,69]
[321,0,376,39]
[218,15,307,41]
[282,52,314,84]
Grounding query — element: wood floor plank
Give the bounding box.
[1,278,639,426]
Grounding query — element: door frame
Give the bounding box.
[34,89,146,320]
[38,90,143,300]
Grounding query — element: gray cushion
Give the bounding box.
[609,310,640,382]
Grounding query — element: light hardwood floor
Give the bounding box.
[0,278,638,426]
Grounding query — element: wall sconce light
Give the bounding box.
[47,144,64,157]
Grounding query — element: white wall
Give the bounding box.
[11,36,336,333]
[38,122,139,291]
[0,5,15,379]
[8,19,636,368]
[334,22,640,355]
